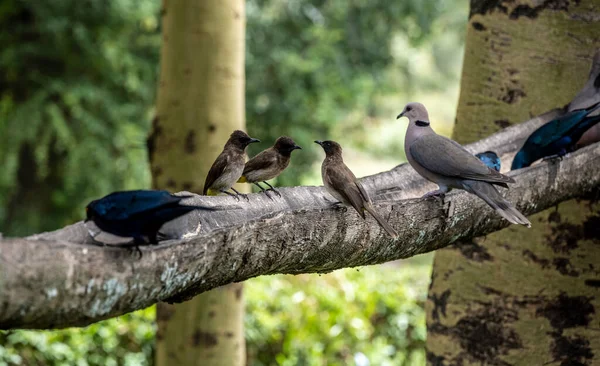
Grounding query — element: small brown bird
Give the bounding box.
[203,130,260,199]
[237,136,302,197]
[315,140,398,239]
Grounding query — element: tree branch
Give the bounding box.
[3,109,599,330]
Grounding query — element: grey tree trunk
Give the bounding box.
[426,1,600,365]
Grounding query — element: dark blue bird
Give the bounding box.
[511,102,600,170]
[476,151,501,172]
[86,190,213,245]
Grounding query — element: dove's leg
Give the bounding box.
[422,185,450,199]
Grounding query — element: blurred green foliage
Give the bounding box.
[0,307,156,366]
[0,0,160,236]
[245,261,432,366]
[0,259,432,366]
[0,0,466,235]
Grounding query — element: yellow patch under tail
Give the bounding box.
[237,176,248,183]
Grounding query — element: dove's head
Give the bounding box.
[396,102,430,127]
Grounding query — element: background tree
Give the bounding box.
[426,1,600,364]
[148,0,246,365]
[0,0,467,364]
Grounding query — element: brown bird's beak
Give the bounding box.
[249,138,261,144]
[314,140,323,146]
[293,145,302,150]
[396,111,405,119]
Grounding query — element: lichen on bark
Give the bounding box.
[426,0,600,365]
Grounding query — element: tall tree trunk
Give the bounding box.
[149,0,246,365]
[426,1,600,365]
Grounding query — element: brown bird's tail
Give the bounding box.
[364,205,398,239]
[463,181,531,228]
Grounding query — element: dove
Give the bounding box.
[203,130,260,200]
[568,49,600,114]
[572,49,600,148]
[315,140,398,238]
[237,136,302,198]
[397,102,531,227]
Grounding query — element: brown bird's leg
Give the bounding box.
[230,187,250,201]
[262,181,281,197]
[322,196,343,207]
[253,182,273,199]
[220,189,241,201]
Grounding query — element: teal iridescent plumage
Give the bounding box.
[511,102,600,170]
[86,190,213,244]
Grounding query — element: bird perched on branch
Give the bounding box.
[398,102,530,227]
[476,151,501,172]
[237,136,302,198]
[86,190,213,245]
[315,140,398,238]
[203,130,260,200]
[512,50,600,169]
[511,102,600,170]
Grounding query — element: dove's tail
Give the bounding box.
[463,181,531,228]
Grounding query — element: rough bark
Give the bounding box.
[1,116,600,330]
[426,1,600,365]
[148,0,246,365]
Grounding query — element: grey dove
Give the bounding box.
[397,102,531,228]
[570,49,600,147]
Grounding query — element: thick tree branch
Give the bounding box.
[2,109,600,330]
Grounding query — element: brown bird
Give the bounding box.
[203,130,260,200]
[315,140,398,239]
[237,136,302,198]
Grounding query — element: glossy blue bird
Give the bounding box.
[476,151,501,172]
[86,190,213,245]
[511,102,600,170]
